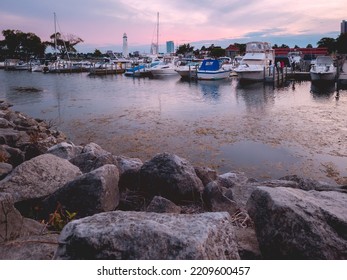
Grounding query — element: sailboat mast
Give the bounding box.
[156,12,159,54]
[54,12,57,57]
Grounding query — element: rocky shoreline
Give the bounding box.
[0,99,346,259]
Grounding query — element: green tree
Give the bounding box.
[93,49,102,57]
[210,47,225,58]
[306,44,313,48]
[335,33,347,54]
[176,43,194,56]
[279,44,289,48]
[0,29,46,59]
[234,43,246,54]
[46,32,83,58]
[317,37,336,54]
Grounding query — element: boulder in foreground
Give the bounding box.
[54,211,239,260]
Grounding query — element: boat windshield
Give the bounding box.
[246,42,271,52]
[316,56,333,65]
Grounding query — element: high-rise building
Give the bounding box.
[341,20,347,34]
[166,41,174,54]
[122,33,128,58]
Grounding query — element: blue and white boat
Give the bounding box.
[197,59,231,80]
[124,64,150,77]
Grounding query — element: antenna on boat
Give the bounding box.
[54,12,57,57]
[156,12,159,55]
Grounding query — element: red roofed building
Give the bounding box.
[225,44,240,58]
[274,47,328,56]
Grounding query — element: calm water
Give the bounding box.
[1,70,347,184]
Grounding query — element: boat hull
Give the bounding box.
[150,68,178,76]
[234,70,264,82]
[310,71,336,81]
[175,69,197,79]
[197,70,230,80]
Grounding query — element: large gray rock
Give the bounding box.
[0,154,82,203]
[0,128,21,146]
[194,166,218,187]
[146,196,181,213]
[115,155,143,191]
[0,162,12,180]
[203,172,255,215]
[42,164,120,218]
[69,142,117,173]
[247,186,347,259]
[0,144,25,166]
[54,211,240,260]
[47,142,83,160]
[139,153,204,203]
[280,175,347,193]
[203,180,236,214]
[0,234,59,260]
[0,193,47,243]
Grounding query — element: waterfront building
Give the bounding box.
[225,44,240,58]
[122,33,129,58]
[166,41,175,54]
[341,20,347,34]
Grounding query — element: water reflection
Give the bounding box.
[2,70,347,183]
[310,82,336,99]
[235,81,276,113]
[198,79,229,100]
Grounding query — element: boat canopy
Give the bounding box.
[199,59,221,71]
[316,56,333,65]
[246,42,271,52]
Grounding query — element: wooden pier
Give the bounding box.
[337,60,347,86]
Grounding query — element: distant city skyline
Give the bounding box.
[0,0,345,54]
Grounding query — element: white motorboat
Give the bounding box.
[234,42,274,82]
[196,59,231,80]
[310,56,336,82]
[149,56,179,77]
[174,61,200,79]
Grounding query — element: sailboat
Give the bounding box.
[46,13,79,73]
[148,12,179,77]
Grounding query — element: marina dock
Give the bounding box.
[338,61,347,86]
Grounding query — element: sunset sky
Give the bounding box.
[0,0,345,53]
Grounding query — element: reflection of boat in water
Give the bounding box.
[234,42,274,82]
[310,82,336,97]
[197,79,231,100]
[310,56,336,83]
[197,59,231,80]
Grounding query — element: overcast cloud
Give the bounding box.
[0,0,344,53]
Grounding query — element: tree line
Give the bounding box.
[1,28,347,61]
[176,33,347,57]
[0,29,83,60]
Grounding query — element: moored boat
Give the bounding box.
[310,56,336,82]
[149,56,179,77]
[234,42,274,82]
[124,63,152,77]
[175,61,200,79]
[196,59,231,80]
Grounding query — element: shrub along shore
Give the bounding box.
[0,99,346,260]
